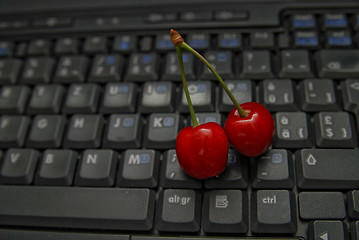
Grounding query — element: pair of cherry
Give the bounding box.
[171,30,275,180]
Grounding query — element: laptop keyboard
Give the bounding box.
[0,3,359,239]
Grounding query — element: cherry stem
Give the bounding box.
[181,42,248,118]
[176,46,199,128]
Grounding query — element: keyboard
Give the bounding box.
[0,0,359,239]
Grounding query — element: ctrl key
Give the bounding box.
[156,189,201,233]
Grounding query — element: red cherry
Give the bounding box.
[224,102,275,157]
[175,122,229,179]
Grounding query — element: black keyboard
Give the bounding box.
[0,0,359,239]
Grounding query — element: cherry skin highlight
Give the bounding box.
[224,102,275,157]
[175,122,229,180]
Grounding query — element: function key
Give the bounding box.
[294,31,319,48]
[0,41,14,57]
[218,32,242,50]
[146,12,177,23]
[292,14,316,29]
[55,38,79,55]
[83,36,107,54]
[0,21,10,30]
[32,17,72,28]
[179,11,212,22]
[214,10,247,21]
[187,33,210,50]
[323,13,348,29]
[113,35,136,53]
[250,32,274,48]
[326,30,352,47]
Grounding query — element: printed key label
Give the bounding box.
[168,194,191,206]
[262,195,277,204]
[215,195,229,208]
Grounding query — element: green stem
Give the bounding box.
[181,42,248,118]
[176,46,199,128]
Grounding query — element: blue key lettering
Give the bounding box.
[119,41,130,50]
[163,117,174,127]
[142,54,153,64]
[188,39,207,48]
[325,19,347,28]
[105,56,116,65]
[123,117,134,127]
[293,19,315,28]
[221,39,239,48]
[237,83,248,91]
[271,153,283,164]
[196,83,207,93]
[140,154,150,164]
[328,36,351,46]
[182,53,190,63]
[118,85,129,94]
[217,53,228,62]
[0,47,8,56]
[228,153,237,164]
[157,40,173,50]
[156,84,168,93]
[205,116,217,123]
[295,37,318,46]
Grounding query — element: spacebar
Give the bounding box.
[0,186,155,231]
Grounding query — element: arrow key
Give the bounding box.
[309,220,348,240]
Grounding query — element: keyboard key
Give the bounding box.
[155,33,173,51]
[296,149,359,189]
[0,116,30,148]
[218,32,241,49]
[252,149,294,189]
[314,111,356,148]
[348,190,359,219]
[352,221,359,240]
[156,189,201,232]
[326,30,352,47]
[26,115,65,148]
[180,11,212,22]
[0,85,31,114]
[203,190,248,234]
[250,32,274,48]
[309,220,348,240]
[101,82,138,113]
[63,83,100,113]
[279,50,313,78]
[299,192,346,219]
[28,84,65,114]
[323,13,348,29]
[83,36,107,54]
[186,33,210,50]
[118,149,159,188]
[88,54,124,83]
[143,113,183,149]
[0,59,23,84]
[64,115,104,149]
[0,186,155,230]
[54,56,89,83]
[75,150,117,187]
[219,80,253,112]
[251,190,297,234]
[113,35,136,53]
[300,79,339,111]
[316,50,359,78]
[139,81,175,113]
[0,149,39,184]
[162,52,195,81]
[125,53,159,82]
[294,31,319,48]
[55,37,79,55]
[179,81,215,113]
[160,150,202,189]
[103,114,143,149]
[190,112,223,126]
[0,41,14,57]
[27,39,52,55]
[199,51,234,80]
[21,57,55,84]
[274,112,312,148]
[292,14,316,29]
[140,36,153,52]
[240,50,274,79]
[342,79,359,113]
[260,79,297,111]
[35,149,77,186]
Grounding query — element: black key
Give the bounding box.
[205,149,248,189]
[252,149,294,189]
[15,42,27,57]
[54,56,89,83]
[251,190,297,234]
[199,51,234,80]
[296,149,359,189]
[118,149,159,188]
[63,84,100,113]
[88,54,123,83]
[0,85,30,114]
[292,14,316,29]
[155,33,173,52]
[352,221,359,240]
[299,192,346,219]
[219,80,253,112]
[139,81,175,113]
[83,36,107,54]
[278,33,290,48]
[179,81,215,113]
[186,33,210,50]
[75,150,117,187]
[274,112,312,148]
[0,116,30,148]
[323,13,348,29]
[156,189,201,232]
[21,57,55,84]
[0,41,14,57]
[240,50,274,79]
[103,114,143,149]
[279,50,313,78]
[348,190,359,219]
[218,32,242,50]
[0,186,155,230]
[215,10,247,21]
[35,149,77,186]
[309,221,348,240]
[113,35,136,53]
[64,115,104,149]
[143,113,182,149]
[54,37,79,55]
[250,32,274,48]
[300,79,339,111]
[260,79,297,111]
[162,52,195,81]
[101,82,137,113]
[203,190,248,234]
[314,112,356,148]
[28,84,65,114]
[140,36,153,52]
[0,58,22,84]
[160,150,202,189]
[326,30,352,47]
[125,53,159,82]
[180,11,212,22]
[0,149,39,184]
[342,79,359,113]
[315,50,359,78]
[190,113,223,126]
[27,39,52,55]
[294,31,319,48]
